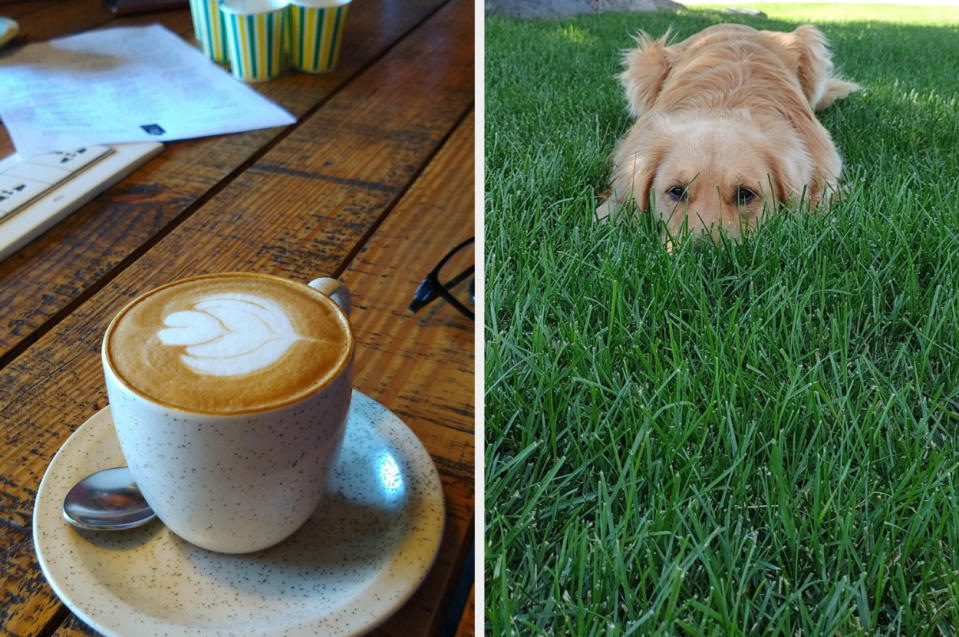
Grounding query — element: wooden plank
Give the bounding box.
[352,112,475,636]
[0,1,46,15]
[1,0,113,41]
[456,584,476,637]
[0,3,47,22]
[53,77,475,637]
[49,616,95,637]
[0,0,451,362]
[0,0,473,633]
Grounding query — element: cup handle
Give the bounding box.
[308,277,351,317]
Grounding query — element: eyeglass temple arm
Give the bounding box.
[409,278,436,313]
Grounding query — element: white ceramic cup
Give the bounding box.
[102,274,353,553]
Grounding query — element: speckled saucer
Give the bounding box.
[33,391,445,636]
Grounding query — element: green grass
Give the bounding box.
[485,5,959,635]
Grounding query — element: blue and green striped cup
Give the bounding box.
[188,0,229,63]
[287,0,350,73]
[220,0,289,82]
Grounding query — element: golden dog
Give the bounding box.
[597,23,859,242]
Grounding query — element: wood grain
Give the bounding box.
[0,0,473,633]
[456,584,476,637]
[0,0,452,363]
[350,111,475,636]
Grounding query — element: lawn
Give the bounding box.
[485,4,959,635]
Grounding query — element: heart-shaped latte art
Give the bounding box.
[156,293,303,376]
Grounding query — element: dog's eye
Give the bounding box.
[667,185,688,202]
[736,187,757,205]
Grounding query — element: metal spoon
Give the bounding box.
[62,467,157,531]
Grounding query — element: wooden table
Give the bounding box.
[0,0,474,634]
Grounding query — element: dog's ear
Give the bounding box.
[764,24,860,110]
[600,121,664,220]
[815,78,861,111]
[618,31,672,118]
[761,121,838,210]
[792,109,843,207]
[762,150,805,205]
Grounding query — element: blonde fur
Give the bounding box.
[598,23,859,242]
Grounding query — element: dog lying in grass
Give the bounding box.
[597,23,859,243]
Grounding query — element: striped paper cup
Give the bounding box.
[220,0,289,82]
[287,0,350,73]
[189,0,229,63]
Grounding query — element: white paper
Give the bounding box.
[0,24,296,156]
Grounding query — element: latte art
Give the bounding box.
[157,293,308,377]
[104,273,353,413]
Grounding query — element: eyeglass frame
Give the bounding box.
[408,237,474,319]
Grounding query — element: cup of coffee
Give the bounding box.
[101,273,353,553]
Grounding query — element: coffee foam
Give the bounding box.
[157,292,305,377]
[105,274,352,414]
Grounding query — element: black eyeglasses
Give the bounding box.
[409,237,474,319]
